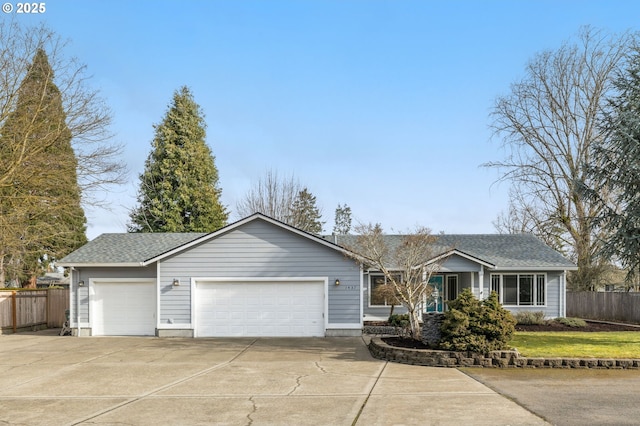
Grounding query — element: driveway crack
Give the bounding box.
[246,396,257,425]
[68,339,259,425]
[314,361,327,374]
[287,374,307,396]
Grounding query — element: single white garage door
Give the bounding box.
[195,280,325,337]
[91,280,156,336]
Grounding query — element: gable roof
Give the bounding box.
[327,233,577,271]
[58,213,354,267]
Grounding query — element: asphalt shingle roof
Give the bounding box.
[326,233,575,269]
[59,233,206,265]
[60,224,575,270]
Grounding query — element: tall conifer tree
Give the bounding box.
[288,188,324,234]
[129,86,228,233]
[0,49,87,286]
[585,48,640,285]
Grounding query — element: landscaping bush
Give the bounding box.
[388,313,411,338]
[514,311,547,325]
[554,317,587,328]
[439,289,516,354]
[388,313,410,327]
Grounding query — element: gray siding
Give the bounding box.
[72,266,156,324]
[158,219,361,326]
[440,255,483,272]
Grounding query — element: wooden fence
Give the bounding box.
[0,288,69,333]
[567,291,640,324]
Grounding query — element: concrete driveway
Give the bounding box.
[0,330,547,426]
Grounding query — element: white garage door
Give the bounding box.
[92,280,156,336]
[195,280,325,337]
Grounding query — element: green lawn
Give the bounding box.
[511,331,640,359]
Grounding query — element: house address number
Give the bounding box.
[342,285,358,291]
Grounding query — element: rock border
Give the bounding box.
[368,337,640,369]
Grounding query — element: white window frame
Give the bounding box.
[490,273,547,307]
[368,273,402,308]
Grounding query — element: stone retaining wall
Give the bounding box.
[368,337,640,369]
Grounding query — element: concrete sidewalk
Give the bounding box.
[0,331,548,425]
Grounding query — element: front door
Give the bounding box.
[425,275,443,312]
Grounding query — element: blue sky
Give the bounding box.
[15,0,640,239]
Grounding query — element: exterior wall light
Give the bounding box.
[78,280,85,287]
[172,278,180,287]
[334,279,340,286]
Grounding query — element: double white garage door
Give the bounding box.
[91,279,325,337]
[195,280,325,337]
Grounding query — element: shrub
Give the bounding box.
[388,313,410,327]
[388,313,411,338]
[439,289,516,354]
[554,317,587,328]
[514,311,547,325]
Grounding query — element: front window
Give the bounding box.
[369,274,401,306]
[492,273,546,306]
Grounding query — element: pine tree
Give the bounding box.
[333,204,352,235]
[129,86,228,233]
[585,48,640,284]
[0,49,87,286]
[288,188,324,234]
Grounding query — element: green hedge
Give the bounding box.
[439,289,516,354]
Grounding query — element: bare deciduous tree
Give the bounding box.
[346,223,450,340]
[0,21,127,207]
[236,169,301,221]
[485,27,634,290]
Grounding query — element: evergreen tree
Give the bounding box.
[332,203,352,235]
[0,49,87,286]
[288,187,324,234]
[584,48,640,284]
[129,86,228,233]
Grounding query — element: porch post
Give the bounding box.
[478,266,484,300]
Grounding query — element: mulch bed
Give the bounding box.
[379,320,640,350]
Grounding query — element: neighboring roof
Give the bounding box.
[58,213,355,267]
[326,233,577,271]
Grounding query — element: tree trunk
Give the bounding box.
[407,306,422,340]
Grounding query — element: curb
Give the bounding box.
[368,337,640,369]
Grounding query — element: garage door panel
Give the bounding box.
[196,281,324,337]
[92,281,155,336]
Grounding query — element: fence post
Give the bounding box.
[11,291,17,334]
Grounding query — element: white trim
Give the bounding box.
[192,276,328,338]
[142,213,356,266]
[491,266,578,272]
[156,262,161,329]
[425,249,496,269]
[359,264,364,325]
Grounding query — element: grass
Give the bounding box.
[511,331,640,359]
